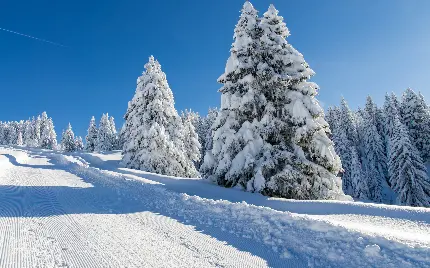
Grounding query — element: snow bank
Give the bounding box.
[41,150,430,267]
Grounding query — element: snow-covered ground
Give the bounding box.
[0,147,429,267]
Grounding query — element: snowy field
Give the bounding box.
[0,146,429,267]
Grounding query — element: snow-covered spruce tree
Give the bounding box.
[0,122,9,145]
[388,116,430,207]
[61,123,76,152]
[339,98,360,147]
[39,112,48,147]
[360,110,388,202]
[400,88,430,161]
[0,122,5,144]
[122,56,197,177]
[329,106,368,198]
[383,93,401,155]
[364,96,384,137]
[33,116,42,147]
[118,123,126,151]
[85,116,98,152]
[8,121,18,145]
[108,116,119,150]
[202,3,344,200]
[75,136,84,151]
[24,120,33,147]
[17,131,23,146]
[41,117,57,149]
[181,110,201,167]
[190,108,220,168]
[96,113,113,152]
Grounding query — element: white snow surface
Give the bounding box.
[0,146,429,268]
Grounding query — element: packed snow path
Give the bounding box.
[0,147,429,267]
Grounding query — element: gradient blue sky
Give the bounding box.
[1,0,430,137]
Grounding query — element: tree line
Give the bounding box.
[327,89,430,207]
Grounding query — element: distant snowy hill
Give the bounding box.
[0,146,429,267]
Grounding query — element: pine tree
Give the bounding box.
[109,116,118,150]
[383,93,400,155]
[8,122,18,145]
[16,131,23,146]
[400,88,430,161]
[96,113,113,152]
[329,106,368,199]
[24,120,33,146]
[85,116,98,152]
[364,96,384,137]
[202,3,344,200]
[388,116,430,207]
[61,123,76,152]
[181,110,201,166]
[361,110,388,202]
[39,112,49,147]
[339,98,359,146]
[122,56,197,177]
[33,116,41,147]
[75,136,84,151]
[41,116,57,149]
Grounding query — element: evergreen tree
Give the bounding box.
[109,116,119,150]
[61,123,76,152]
[122,56,197,177]
[33,116,42,147]
[39,112,49,147]
[361,110,388,202]
[41,117,57,149]
[329,106,368,198]
[8,121,18,145]
[400,88,430,161]
[202,3,344,200]
[181,110,201,166]
[364,96,384,137]
[339,98,359,146]
[96,113,113,152]
[75,136,84,151]
[24,120,33,146]
[16,131,23,146]
[383,93,401,155]
[388,116,430,207]
[85,116,98,152]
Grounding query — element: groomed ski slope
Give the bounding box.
[0,147,429,268]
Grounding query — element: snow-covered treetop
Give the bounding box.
[261,4,290,38]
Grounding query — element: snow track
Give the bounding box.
[0,147,429,267]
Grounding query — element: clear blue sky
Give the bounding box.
[1,0,430,137]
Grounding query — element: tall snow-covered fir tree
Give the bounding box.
[39,112,49,147]
[109,116,119,150]
[96,113,113,152]
[360,110,388,202]
[61,123,77,152]
[181,110,201,167]
[364,96,384,137]
[400,88,430,161]
[85,116,98,152]
[329,106,368,199]
[75,136,84,151]
[388,116,430,207]
[122,56,198,177]
[16,131,23,146]
[40,116,57,149]
[33,116,42,147]
[24,120,33,146]
[201,3,345,200]
[339,98,359,147]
